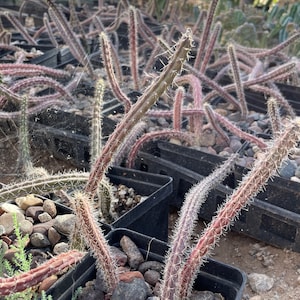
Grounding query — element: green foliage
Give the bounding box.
[1,213,35,300]
[215,2,300,55]
[40,291,53,300]
[71,287,82,300]
[253,0,278,8]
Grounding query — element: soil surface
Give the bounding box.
[169,210,300,300]
[1,130,300,300]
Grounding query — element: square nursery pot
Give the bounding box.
[107,166,173,241]
[46,228,247,300]
[135,140,300,252]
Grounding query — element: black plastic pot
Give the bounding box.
[135,141,300,252]
[29,108,118,168]
[46,228,247,300]
[107,166,172,241]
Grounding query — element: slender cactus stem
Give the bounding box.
[228,44,248,118]
[128,6,140,90]
[173,87,185,131]
[18,96,33,173]
[267,98,282,137]
[210,105,267,149]
[99,32,131,113]
[0,250,84,296]
[85,29,193,198]
[90,78,105,166]
[0,172,89,202]
[175,74,203,136]
[200,21,222,74]
[160,154,237,300]
[0,63,69,78]
[114,121,147,167]
[46,0,94,77]
[43,12,58,47]
[126,130,194,168]
[3,12,37,45]
[179,121,300,299]
[249,84,296,118]
[193,0,219,70]
[9,76,74,102]
[72,192,118,294]
[204,103,230,145]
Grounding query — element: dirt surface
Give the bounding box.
[169,211,300,300]
[1,130,300,300]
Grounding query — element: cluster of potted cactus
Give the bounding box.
[0,0,299,299]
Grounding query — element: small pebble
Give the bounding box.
[199,129,216,147]
[278,159,297,179]
[33,220,55,235]
[248,273,274,293]
[111,246,128,267]
[119,271,144,283]
[138,261,163,274]
[249,296,262,300]
[48,227,62,246]
[190,290,224,300]
[0,225,5,235]
[38,212,52,223]
[0,203,24,214]
[144,269,160,286]
[26,206,44,221]
[291,176,300,183]
[30,232,51,247]
[43,200,57,218]
[0,240,8,252]
[19,219,33,235]
[15,194,43,210]
[39,275,58,292]
[120,236,144,269]
[53,242,69,255]
[0,212,25,235]
[111,278,150,300]
[53,214,76,236]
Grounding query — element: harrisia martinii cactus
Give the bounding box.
[177,120,300,299]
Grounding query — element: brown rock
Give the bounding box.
[0,240,8,252]
[120,235,144,269]
[0,212,25,235]
[30,232,51,247]
[15,194,43,210]
[119,271,144,283]
[19,219,33,235]
[4,248,18,262]
[48,227,61,246]
[25,206,44,221]
[53,214,76,236]
[53,242,69,255]
[38,275,58,292]
[33,219,55,235]
[38,212,52,223]
[43,200,57,218]
[144,269,160,286]
[0,203,24,214]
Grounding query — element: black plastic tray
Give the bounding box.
[135,141,300,252]
[29,108,118,168]
[46,228,246,300]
